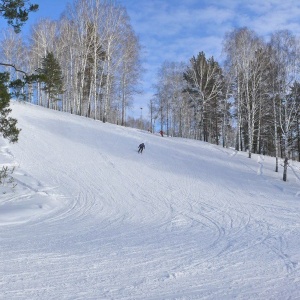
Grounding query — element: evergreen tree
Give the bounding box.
[0,1,37,143]
[0,72,20,143]
[183,52,225,141]
[38,52,64,109]
[0,0,38,33]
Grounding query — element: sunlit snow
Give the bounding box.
[1,101,300,299]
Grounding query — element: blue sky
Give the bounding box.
[122,0,300,117]
[3,0,300,119]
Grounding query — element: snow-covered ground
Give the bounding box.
[1,101,300,299]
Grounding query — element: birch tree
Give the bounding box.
[117,24,142,126]
[30,18,58,106]
[62,0,94,116]
[269,30,300,181]
[223,28,267,158]
[58,0,140,122]
[100,2,131,123]
[0,28,28,99]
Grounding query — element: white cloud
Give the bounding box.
[234,0,300,37]
[121,0,300,117]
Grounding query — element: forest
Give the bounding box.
[152,28,300,181]
[1,0,142,126]
[1,1,300,181]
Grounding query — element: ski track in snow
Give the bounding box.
[1,101,300,299]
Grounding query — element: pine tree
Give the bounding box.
[0,0,38,33]
[38,52,64,109]
[0,72,20,143]
[183,52,224,142]
[0,0,38,143]
[0,0,37,187]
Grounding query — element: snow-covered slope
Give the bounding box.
[1,101,300,299]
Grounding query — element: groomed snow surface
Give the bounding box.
[1,101,300,300]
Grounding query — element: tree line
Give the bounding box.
[1,2,300,182]
[151,28,300,181]
[0,0,142,125]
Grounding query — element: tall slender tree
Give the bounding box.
[269,30,300,181]
[184,52,224,141]
[37,51,64,109]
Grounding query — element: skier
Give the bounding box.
[138,143,145,153]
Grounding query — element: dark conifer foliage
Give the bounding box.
[0,72,20,143]
[0,0,38,143]
[0,0,38,33]
[183,52,226,143]
[37,52,64,109]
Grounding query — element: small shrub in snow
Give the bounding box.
[0,166,16,193]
